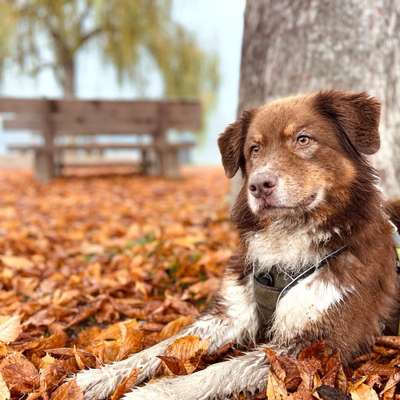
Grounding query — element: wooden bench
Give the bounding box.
[0,98,201,181]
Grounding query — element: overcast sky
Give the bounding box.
[0,0,246,164]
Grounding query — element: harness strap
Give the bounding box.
[278,246,347,302]
[254,221,400,330]
[253,246,347,326]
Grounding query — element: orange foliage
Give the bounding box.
[0,168,399,399]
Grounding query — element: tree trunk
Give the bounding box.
[58,57,78,153]
[61,58,76,98]
[235,0,400,199]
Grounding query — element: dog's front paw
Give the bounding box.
[74,345,166,399]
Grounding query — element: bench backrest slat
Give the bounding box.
[0,98,201,134]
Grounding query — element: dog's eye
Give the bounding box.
[250,144,261,155]
[296,134,312,146]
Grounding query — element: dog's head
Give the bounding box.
[218,90,381,222]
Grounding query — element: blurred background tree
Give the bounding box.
[236,0,400,197]
[0,2,14,79]
[0,0,219,108]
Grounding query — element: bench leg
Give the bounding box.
[34,150,56,182]
[140,149,152,174]
[155,148,181,178]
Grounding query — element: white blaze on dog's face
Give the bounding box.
[218,91,381,222]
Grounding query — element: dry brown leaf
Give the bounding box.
[321,353,341,387]
[163,335,209,374]
[0,352,39,394]
[350,383,379,400]
[110,368,138,400]
[4,169,400,399]
[158,355,188,375]
[380,371,400,396]
[40,353,57,369]
[0,343,7,358]
[75,326,101,348]
[267,371,291,400]
[85,340,119,364]
[96,319,140,341]
[46,347,97,360]
[117,329,144,361]
[140,322,164,332]
[336,363,348,393]
[172,235,205,248]
[375,337,400,350]
[51,380,83,400]
[356,361,396,378]
[0,256,33,270]
[383,385,396,400]
[186,278,220,300]
[17,330,68,353]
[0,315,21,344]
[297,359,320,392]
[297,341,328,363]
[26,394,42,400]
[80,243,104,255]
[40,357,81,391]
[159,316,194,340]
[84,320,144,363]
[0,373,10,400]
[265,348,287,382]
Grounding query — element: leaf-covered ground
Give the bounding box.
[0,168,399,400]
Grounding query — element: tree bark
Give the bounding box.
[61,58,76,98]
[235,0,400,198]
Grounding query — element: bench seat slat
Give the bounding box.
[59,161,139,168]
[8,142,195,152]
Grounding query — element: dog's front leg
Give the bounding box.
[123,346,269,400]
[76,273,259,400]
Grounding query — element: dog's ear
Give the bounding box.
[314,90,381,155]
[218,109,255,178]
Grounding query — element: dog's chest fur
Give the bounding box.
[246,223,328,273]
[245,224,346,344]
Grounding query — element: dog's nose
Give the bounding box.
[248,173,277,198]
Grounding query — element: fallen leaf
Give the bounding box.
[265,348,287,382]
[185,278,220,300]
[111,368,138,400]
[162,335,209,374]
[158,355,188,375]
[51,380,83,400]
[40,353,57,369]
[159,316,194,340]
[40,357,82,391]
[0,315,21,344]
[172,235,205,248]
[266,371,290,400]
[375,337,400,350]
[0,256,33,270]
[0,352,39,394]
[3,169,400,399]
[380,371,400,396]
[316,385,350,400]
[0,373,10,400]
[350,383,379,400]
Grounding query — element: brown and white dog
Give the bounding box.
[76,90,400,400]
